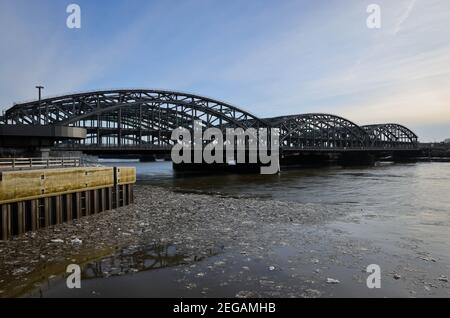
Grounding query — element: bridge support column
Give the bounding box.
[280,152,334,167]
[172,149,270,174]
[173,162,263,174]
[391,150,421,163]
[140,155,156,162]
[338,152,376,166]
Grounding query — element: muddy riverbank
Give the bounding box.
[0,185,345,297]
[1,184,449,298]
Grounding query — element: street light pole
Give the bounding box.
[36,85,44,101]
[36,86,44,124]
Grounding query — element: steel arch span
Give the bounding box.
[362,124,418,149]
[2,89,267,147]
[266,113,369,150]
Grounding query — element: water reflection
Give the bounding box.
[82,243,222,279]
[83,244,186,279]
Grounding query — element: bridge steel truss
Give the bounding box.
[267,114,370,151]
[2,90,267,148]
[362,124,418,149]
[0,89,419,151]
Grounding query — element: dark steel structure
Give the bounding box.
[362,124,418,149]
[0,89,419,154]
[1,89,266,148]
[267,113,369,150]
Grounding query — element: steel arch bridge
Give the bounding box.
[266,113,370,151]
[0,89,420,154]
[2,89,267,149]
[362,124,418,149]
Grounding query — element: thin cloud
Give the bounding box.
[394,0,417,35]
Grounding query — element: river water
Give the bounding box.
[29,160,450,297]
[149,161,448,249]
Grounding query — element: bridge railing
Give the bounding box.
[0,157,81,170]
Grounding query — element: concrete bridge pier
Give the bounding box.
[280,151,377,167]
[391,150,421,163]
[338,152,376,166]
[280,152,335,167]
[173,161,263,174]
[140,155,156,162]
[172,149,269,174]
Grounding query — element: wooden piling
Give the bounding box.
[55,195,62,224]
[121,185,126,206]
[100,188,106,212]
[85,190,91,216]
[107,188,112,211]
[44,197,51,227]
[65,193,73,221]
[1,204,12,240]
[38,198,45,228]
[130,184,134,203]
[75,192,82,219]
[30,199,39,231]
[114,185,119,209]
[93,189,99,214]
[16,202,26,235]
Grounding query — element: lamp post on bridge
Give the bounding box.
[36,85,44,101]
[34,85,51,156]
[36,85,44,124]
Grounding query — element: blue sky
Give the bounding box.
[0,0,449,141]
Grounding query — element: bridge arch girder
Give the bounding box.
[362,124,418,148]
[267,113,369,149]
[4,89,267,146]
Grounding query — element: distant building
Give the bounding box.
[445,139,450,144]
